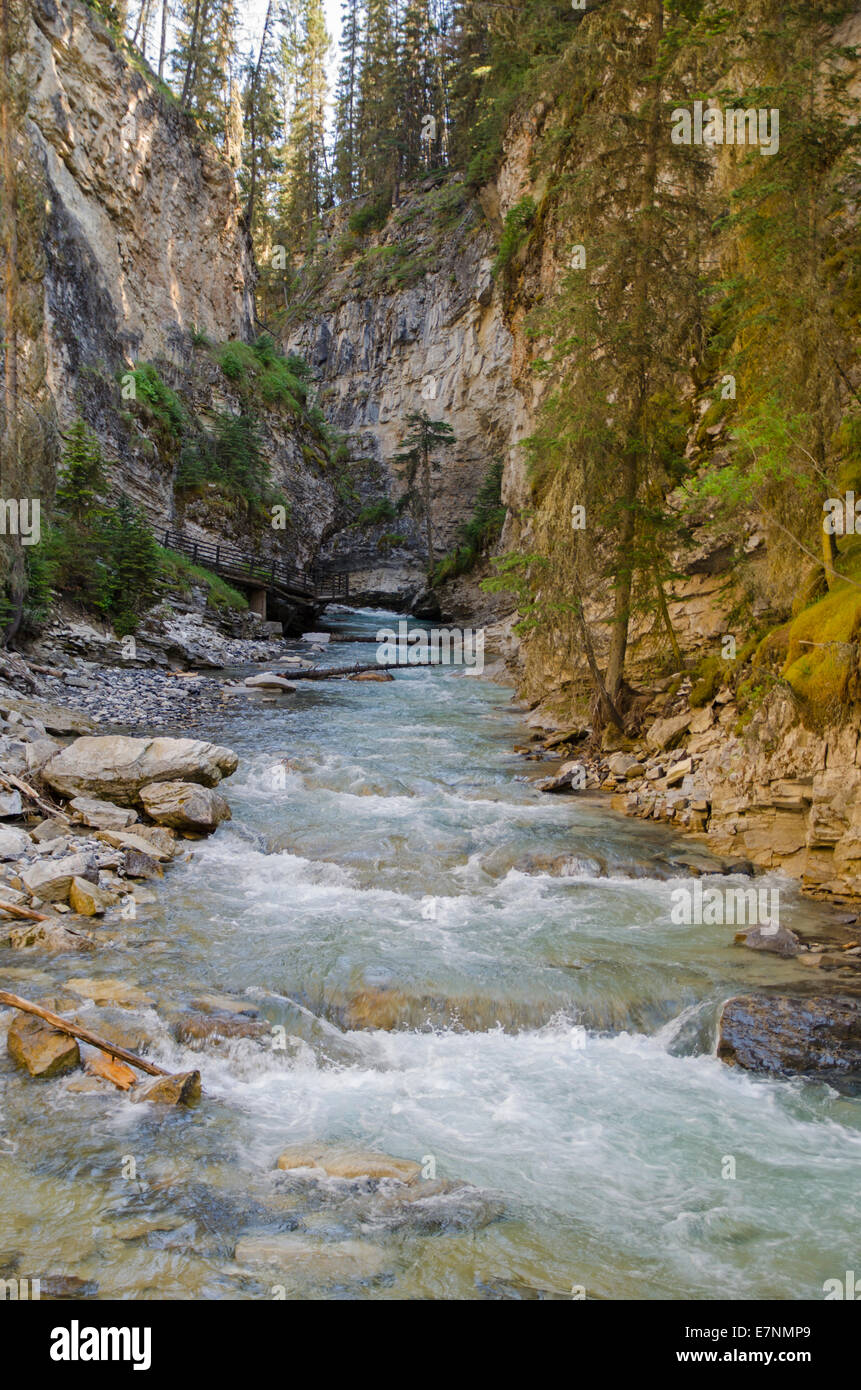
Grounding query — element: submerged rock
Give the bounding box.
[65,977,156,1009]
[233,1233,390,1281]
[139,781,231,835]
[174,1012,268,1046]
[7,921,95,952]
[131,1070,201,1106]
[7,1012,80,1078]
[718,994,861,1079]
[276,1144,422,1184]
[42,735,239,805]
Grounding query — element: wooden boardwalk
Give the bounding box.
[161,530,349,606]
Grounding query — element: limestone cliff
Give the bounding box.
[285,177,521,604]
[10,0,337,572]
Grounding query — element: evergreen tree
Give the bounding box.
[284,0,332,238]
[333,0,364,201]
[394,410,456,576]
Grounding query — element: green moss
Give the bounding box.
[689,655,725,707]
[782,581,861,707]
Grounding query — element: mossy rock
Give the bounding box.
[782,582,861,708]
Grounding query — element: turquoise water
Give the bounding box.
[0,608,858,1299]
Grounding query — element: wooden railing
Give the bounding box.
[161,530,349,602]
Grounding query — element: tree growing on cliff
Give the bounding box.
[393,410,456,578]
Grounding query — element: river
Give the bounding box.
[1,607,859,1300]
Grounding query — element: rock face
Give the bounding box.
[42,735,238,805]
[718,994,861,1080]
[138,781,231,834]
[286,180,521,602]
[7,1012,81,1078]
[28,0,253,427]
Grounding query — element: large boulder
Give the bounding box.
[138,781,231,835]
[42,736,238,806]
[718,994,861,1080]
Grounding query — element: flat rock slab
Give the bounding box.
[69,797,138,831]
[276,1143,421,1184]
[42,735,238,805]
[244,674,296,692]
[718,994,861,1078]
[65,977,156,1009]
[95,830,171,861]
[7,1012,81,1077]
[0,692,96,736]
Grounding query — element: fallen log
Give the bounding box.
[0,990,170,1077]
[0,899,52,923]
[0,771,71,823]
[276,660,441,681]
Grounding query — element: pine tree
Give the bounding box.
[333,0,363,202]
[284,0,332,238]
[173,0,237,144]
[356,0,399,200]
[394,410,456,576]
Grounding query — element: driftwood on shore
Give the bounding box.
[277,660,441,681]
[0,899,52,923]
[0,770,71,823]
[0,990,170,1077]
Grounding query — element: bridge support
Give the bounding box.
[248,587,268,619]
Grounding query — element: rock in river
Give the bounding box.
[718,993,861,1080]
[42,735,238,806]
[139,781,231,835]
[276,1143,422,1184]
[7,1012,81,1078]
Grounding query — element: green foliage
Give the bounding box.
[356,497,398,526]
[492,197,536,278]
[127,363,187,439]
[348,195,392,237]
[176,412,269,511]
[44,421,161,633]
[432,462,505,584]
[155,546,248,612]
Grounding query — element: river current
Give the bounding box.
[0,607,858,1300]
